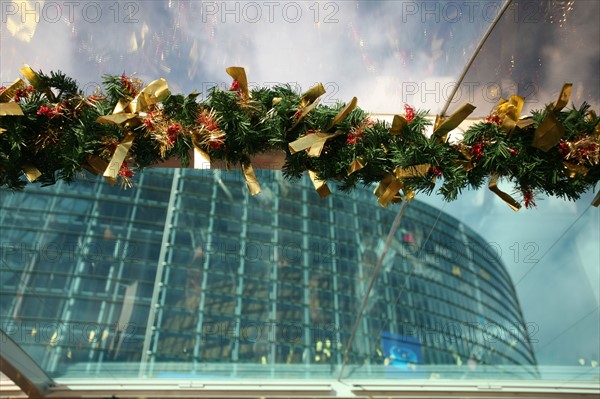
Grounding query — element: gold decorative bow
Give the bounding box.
[97,78,171,181]
[97,78,170,128]
[289,97,358,157]
[495,95,524,135]
[374,164,430,207]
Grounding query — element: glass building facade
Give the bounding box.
[0,168,536,379]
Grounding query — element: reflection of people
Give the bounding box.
[310,273,332,324]
[155,248,205,361]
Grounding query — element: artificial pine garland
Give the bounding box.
[0,66,598,209]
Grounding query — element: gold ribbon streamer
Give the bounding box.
[20,64,55,101]
[241,157,261,195]
[531,83,572,152]
[289,83,327,130]
[224,68,262,193]
[226,67,250,99]
[96,112,140,127]
[374,174,404,207]
[592,191,600,207]
[0,78,25,102]
[300,84,326,108]
[191,129,213,170]
[496,95,524,134]
[516,118,535,130]
[389,115,407,135]
[395,164,431,179]
[326,97,358,131]
[433,103,476,142]
[289,98,358,157]
[552,83,572,111]
[347,158,364,175]
[84,155,109,175]
[193,148,212,170]
[289,130,342,157]
[488,175,521,212]
[455,145,474,171]
[309,170,331,198]
[0,102,23,117]
[531,111,565,152]
[84,155,121,185]
[22,164,42,183]
[103,133,135,180]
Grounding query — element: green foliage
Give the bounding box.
[1,69,599,209]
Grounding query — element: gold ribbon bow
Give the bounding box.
[433,103,476,143]
[97,78,170,128]
[531,83,572,152]
[374,164,430,207]
[495,95,524,135]
[289,97,358,157]
[289,97,358,198]
[97,78,171,181]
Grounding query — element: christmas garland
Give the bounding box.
[1,65,599,210]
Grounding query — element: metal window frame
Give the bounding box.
[0,329,53,398]
[39,379,600,398]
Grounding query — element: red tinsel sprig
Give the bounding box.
[404,104,415,122]
[523,188,536,208]
[471,141,485,161]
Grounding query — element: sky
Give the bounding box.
[1,0,599,373]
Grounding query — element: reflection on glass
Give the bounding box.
[1,169,542,380]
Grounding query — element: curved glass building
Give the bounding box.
[0,168,536,378]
